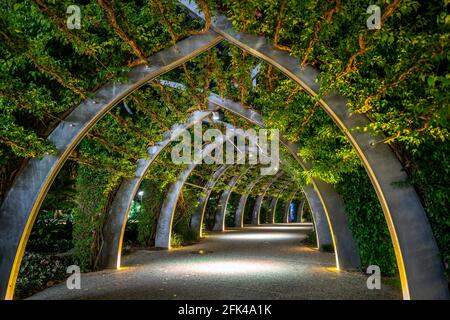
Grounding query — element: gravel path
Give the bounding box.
[29,224,401,300]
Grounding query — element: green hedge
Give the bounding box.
[336,167,397,276]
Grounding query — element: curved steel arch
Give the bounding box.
[199,94,360,271]
[0,32,222,300]
[213,167,251,231]
[0,59,359,300]
[251,171,285,225]
[218,167,259,229]
[0,2,442,300]
[154,122,251,249]
[303,185,333,250]
[100,85,326,269]
[191,162,258,238]
[298,200,305,223]
[267,198,277,223]
[157,81,356,269]
[234,175,265,228]
[190,164,231,238]
[99,110,213,269]
[268,183,290,224]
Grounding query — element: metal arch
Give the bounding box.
[234,175,265,228]
[154,122,249,249]
[99,84,296,268]
[267,198,278,223]
[99,110,213,269]
[260,182,291,224]
[0,63,358,300]
[221,167,255,228]
[213,167,251,231]
[155,163,197,249]
[0,16,363,299]
[178,2,448,299]
[0,5,428,294]
[302,185,333,250]
[298,200,305,223]
[235,174,324,249]
[199,93,358,270]
[268,184,290,224]
[0,32,222,300]
[251,171,285,225]
[190,164,231,238]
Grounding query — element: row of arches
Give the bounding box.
[0,3,448,300]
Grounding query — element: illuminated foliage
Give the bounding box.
[1,0,448,295]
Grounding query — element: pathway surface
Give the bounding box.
[29,224,401,300]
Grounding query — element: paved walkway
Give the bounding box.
[29,224,401,300]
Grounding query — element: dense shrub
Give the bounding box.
[15,252,74,300]
[407,140,450,276]
[26,211,73,254]
[72,165,120,272]
[134,179,167,247]
[336,167,397,276]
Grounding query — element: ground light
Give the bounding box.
[174,260,285,275]
[213,232,299,241]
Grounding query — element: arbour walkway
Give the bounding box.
[29,224,400,300]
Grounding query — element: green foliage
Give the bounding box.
[303,229,317,247]
[273,198,284,223]
[72,165,120,272]
[26,211,73,254]
[225,192,240,227]
[15,252,74,300]
[173,186,200,243]
[2,0,450,293]
[135,179,166,246]
[407,139,450,276]
[171,233,184,248]
[27,164,76,253]
[336,167,397,276]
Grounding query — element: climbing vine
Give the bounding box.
[2,0,449,298]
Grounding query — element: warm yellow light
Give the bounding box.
[118,266,131,271]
